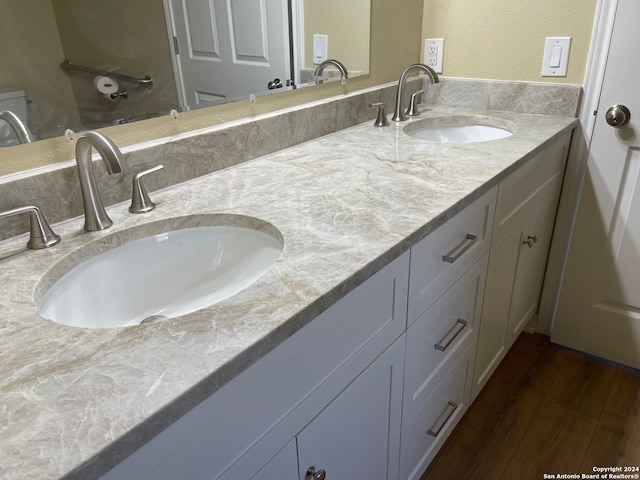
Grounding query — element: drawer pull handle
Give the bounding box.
[434,318,468,351]
[442,233,478,263]
[427,400,458,437]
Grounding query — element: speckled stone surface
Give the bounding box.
[423,77,582,117]
[0,82,579,479]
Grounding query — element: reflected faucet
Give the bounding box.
[392,64,439,122]
[314,59,348,84]
[0,110,33,144]
[74,131,126,231]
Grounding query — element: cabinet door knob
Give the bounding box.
[305,466,327,480]
[523,234,538,248]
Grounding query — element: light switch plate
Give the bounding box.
[313,34,328,64]
[424,38,444,74]
[542,37,571,77]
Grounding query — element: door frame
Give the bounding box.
[289,0,303,86]
[162,0,189,111]
[538,0,619,335]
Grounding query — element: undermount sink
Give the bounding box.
[37,215,283,328]
[403,116,515,143]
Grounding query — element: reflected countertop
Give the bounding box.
[0,106,577,479]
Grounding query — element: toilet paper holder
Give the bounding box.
[60,58,153,89]
[109,88,129,100]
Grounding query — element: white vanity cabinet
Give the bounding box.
[399,188,496,480]
[102,252,409,480]
[472,133,571,399]
[100,132,573,480]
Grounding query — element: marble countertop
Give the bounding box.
[0,106,577,479]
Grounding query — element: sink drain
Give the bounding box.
[140,315,168,324]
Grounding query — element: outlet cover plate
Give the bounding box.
[424,38,444,74]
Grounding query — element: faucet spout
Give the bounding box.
[314,59,349,84]
[391,63,439,122]
[75,131,125,231]
[0,110,33,144]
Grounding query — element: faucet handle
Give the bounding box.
[369,102,390,127]
[0,205,60,249]
[407,90,424,117]
[129,165,164,214]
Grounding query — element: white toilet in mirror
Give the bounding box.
[0,89,29,146]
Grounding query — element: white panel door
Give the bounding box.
[552,0,640,368]
[168,0,291,109]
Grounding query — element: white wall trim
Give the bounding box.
[290,0,304,85]
[580,0,619,145]
[162,0,188,111]
[537,0,618,335]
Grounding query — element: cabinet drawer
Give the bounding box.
[493,132,569,245]
[408,187,496,326]
[399,339,476,480]
[403,254,488,426]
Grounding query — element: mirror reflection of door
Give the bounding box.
[166,0,292,110]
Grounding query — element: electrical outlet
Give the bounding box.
[424,38,444,74]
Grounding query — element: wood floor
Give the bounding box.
[421,332,640,480]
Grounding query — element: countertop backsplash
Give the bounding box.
[0,78,580,243]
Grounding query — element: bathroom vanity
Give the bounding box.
[0,80,578,479]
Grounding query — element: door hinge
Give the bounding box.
[173,36,180,55]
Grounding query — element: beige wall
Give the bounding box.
[422,0,597,83]
[304,0,370,74]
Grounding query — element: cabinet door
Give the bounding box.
[506,193,558,345]
[250,440,298,480]
[473,225,521,399]
[296,337,405,480]
[473,193,560,399]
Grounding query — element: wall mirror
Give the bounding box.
[0,0,370,149]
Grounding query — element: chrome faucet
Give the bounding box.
[0,205,60,249]
[0,110,33,144]
[314,59,348,84]
[391,64,439,122]
[74,131,126,231]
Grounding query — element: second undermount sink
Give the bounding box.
[37,215,283,329]
[403,116,516,143]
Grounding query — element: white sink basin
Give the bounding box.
[403,116,515,143]
[37,216,283,328]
